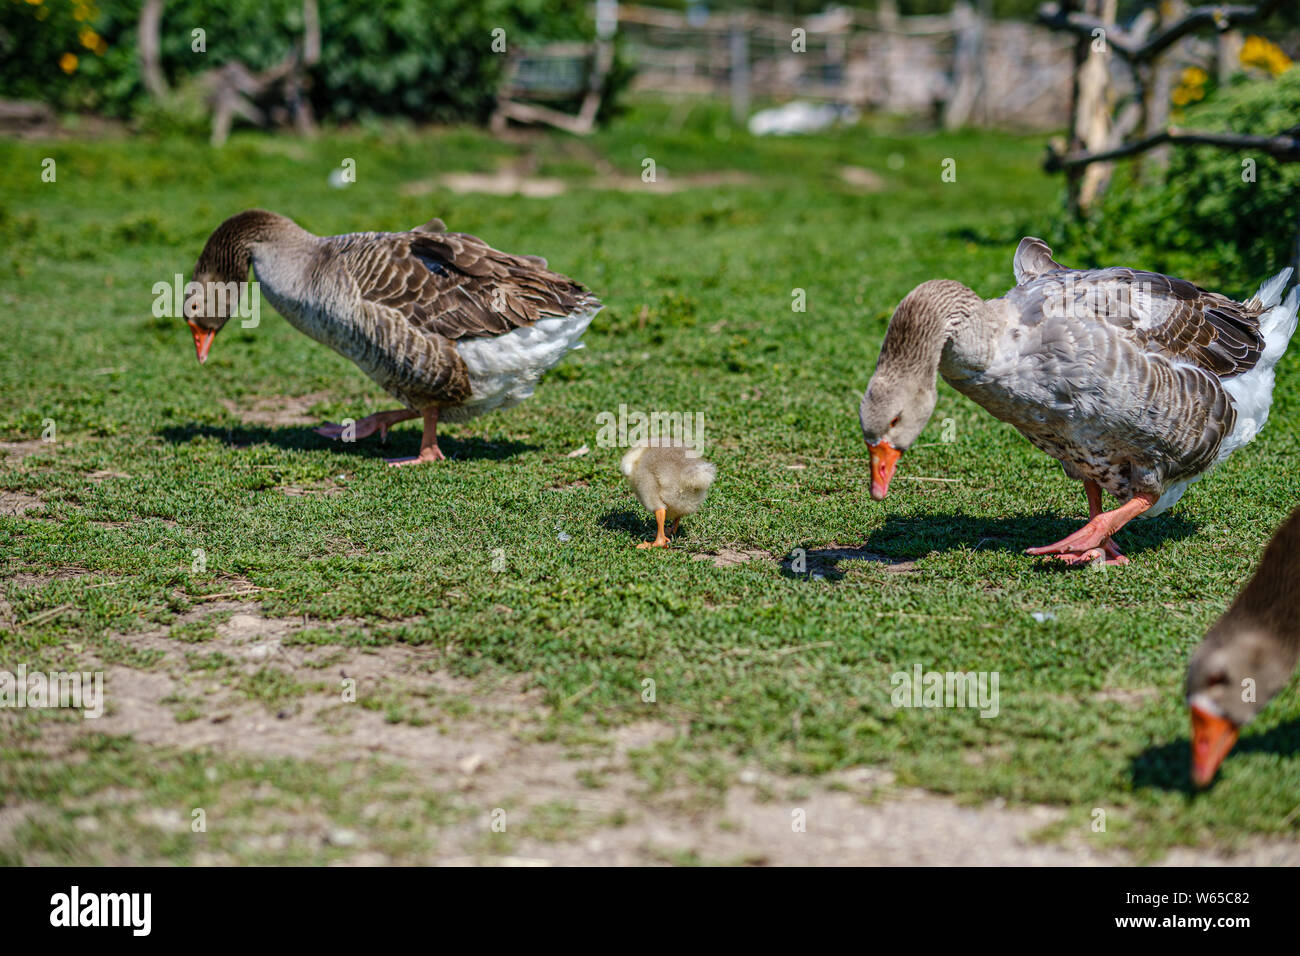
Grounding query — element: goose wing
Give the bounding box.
[1012,238,1266,378]
[1013,237,1066,285]
[334,224,595,343]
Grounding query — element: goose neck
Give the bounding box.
[879,280,989,384]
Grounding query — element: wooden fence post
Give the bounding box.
[943,1,987,131]
[139,0,167,100]
[730,14,750,124]
[1075,0,1115,210]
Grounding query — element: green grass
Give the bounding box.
[2,97,1299,863]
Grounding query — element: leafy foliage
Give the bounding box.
[0,0,617,125]
[1053,68,1300,293]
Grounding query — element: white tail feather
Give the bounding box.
[1246,267,1293,312]
[1147,272,1298,517]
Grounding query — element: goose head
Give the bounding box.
[186,210,293,363]
[1185,507,1300,787]
[859,375,937,500]
[1185,624,1290,787]
[858,281,975,499]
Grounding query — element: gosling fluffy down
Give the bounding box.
[619,442,717,547]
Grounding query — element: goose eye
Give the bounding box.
[1206,673,1228,688]
[889,415,901,429]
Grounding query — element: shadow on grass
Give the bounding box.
[599,509,655,544]
[1130,718,1300,794]
[859,510,1199,562]
[777,546,914,582]
[774,510,1198,584]
[159,425,535,462]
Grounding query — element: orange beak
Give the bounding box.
[868,441,902,500]
[1190,703,1239,788]
[187,320,215,365]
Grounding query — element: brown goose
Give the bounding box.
[1186,506,1300,787]
[186,210,601,464]
[858,238,1298,564]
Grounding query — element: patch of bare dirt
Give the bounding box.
[0,491,43,517]
[443,769,1300,866]
[279,480,343,497]
[87,470,130,481]
[594,170,757,194]
[220,391,334,427]
[4,568,95,589]
[0,440,51,463]
[693,548,774,568]
[547,480,590,492]
[1092,687,1161,707]
[403,169,758,199]
[11,601,1300,866]
[406,172,568,198]
[839,165,886,191]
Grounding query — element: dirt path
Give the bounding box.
[5,601,1296,865]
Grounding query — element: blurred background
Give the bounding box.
[2,0,1299,281]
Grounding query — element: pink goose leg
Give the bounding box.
[1026,486,1156,566]
[386,407,445,465]
[315,408,418,442]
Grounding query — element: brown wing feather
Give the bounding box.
[1081,267,1266,378]
[1012,239,1265,378]
[335,228,594,343]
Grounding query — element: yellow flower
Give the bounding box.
[1171,87,1190,107]
[1181,66,1208,86]
[79,28,99,50]
[24,0,44,7]
[1241,35,1292,76]
[59,52,78,73]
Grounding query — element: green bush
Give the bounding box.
[1053,68,1300,292]
[0,0,625,126]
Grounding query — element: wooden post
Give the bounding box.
[1217,28,1243,83]
[289,0,320,136]
[1146,0,1188,169]
[1063,0,1088,213]
[138,0,168,100]
[943,1,987,131]
[730,14,750,125]
[1075,0,1115,210]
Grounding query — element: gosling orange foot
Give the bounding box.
[637,508,671,548]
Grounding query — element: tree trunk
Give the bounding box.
[1064,0,1088,213]
[943,1,987,131]
[1147,0,1189,169]
[729,15,750,125]
[1075,0,1116,210]
[1217,29,1243,83]
[139,0,168,100]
